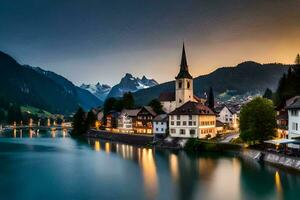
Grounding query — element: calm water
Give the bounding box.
[0,129,299,200]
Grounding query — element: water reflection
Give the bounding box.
[275,171,283,200]
[1,128,70,138]
[169,154,179,182]
[85,139,300,200]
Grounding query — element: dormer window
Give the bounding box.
[178,81,182,89]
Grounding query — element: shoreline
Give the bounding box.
[84,129,300,172]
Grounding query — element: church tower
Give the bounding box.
[175,43,194,108]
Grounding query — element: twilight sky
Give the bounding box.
[1,0,300,86]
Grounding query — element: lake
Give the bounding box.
[0,129,299,200]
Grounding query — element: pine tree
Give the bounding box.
[207,87,214,110]
[148,99,164,114]
[72,107,87,135]
[86,110,97,129]
[295,53,300,66]
[263,88,273,100]
[122,92,135,109]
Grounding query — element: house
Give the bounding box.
[276,110,288,138]
[135,106,157,134]
[287,97,300,148]
[169,101,216,138]
[106,111,120,131]
[117,106,157,135]
[153,114,168,138]
[166,43,216,139]
[117,109,140,133]
[216,105,239,129]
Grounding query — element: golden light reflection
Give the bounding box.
[51,128,56,138]
[139,148,158,200]
[13,129,16,138]
[169,154,179,182]
[105,142,111,154]
[62,129,67,138]
[19,129,22,138]
[275,171,283,200]
[94,140,100,152]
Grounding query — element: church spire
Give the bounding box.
[176,42,193,79]
[180,43,188,71]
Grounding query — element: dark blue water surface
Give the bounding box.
[0,129,299,200]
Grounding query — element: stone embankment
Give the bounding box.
[241,149,300,171]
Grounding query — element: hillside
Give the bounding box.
[0,51,102,114]
[132,61,289,105]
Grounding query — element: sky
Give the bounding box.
[1,0,300,86]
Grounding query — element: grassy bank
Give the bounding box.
[184,138,242,153]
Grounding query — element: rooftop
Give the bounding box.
[169,101,215,116]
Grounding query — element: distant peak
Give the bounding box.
[237,61,261,68]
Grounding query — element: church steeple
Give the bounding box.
[180,43,188,71]
[176,43,193,79]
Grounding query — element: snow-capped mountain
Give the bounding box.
[80,83,111,101]
[107,73,158,98]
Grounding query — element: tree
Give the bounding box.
[263,88,273,100]
[103,97,117,117]
[240,97,276,143]
[7,104,22,125]
[72,107,87,135]
[86,110,97,129]
[148,99,164,114]
[207,87,214,110]
[122,92,134,109]
[295,53,300,66]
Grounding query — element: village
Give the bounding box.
[89,44,300,152]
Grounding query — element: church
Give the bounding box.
[159,44,217,139]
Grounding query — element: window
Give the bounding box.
[156,128,158,131]
[190,129,195,135]
[171,115,174,120]
[171,121,174,125]
[183,121,187,126]
[187,81,190,89]
[189,115,192,120]
[193,121,196,126]
[176,121,181,126]
[180,129,185,135]
[292,123,298,131]
[178,81,182,89]
[188,121,193,126]
[177,115,180,120]
[171,129,176,133]
[161,122,164,125]
[179,99,182,103]
[161,128,164,131]
[291,110,298,116]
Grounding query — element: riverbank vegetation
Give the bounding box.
[184,139,242,153]
[239,97,276,144]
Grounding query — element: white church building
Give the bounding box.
[165,44,217,139]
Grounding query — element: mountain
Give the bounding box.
[80,83,111,101]
[32,67,102,111]
[132,61,289,105]
[0,51,102,114]
[107,73,158,98]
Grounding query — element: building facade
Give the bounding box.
[153,114,168,137]
[217,105,239,129]
[287,98,300,148]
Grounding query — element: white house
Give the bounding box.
[153,114,168,137]
[169,101,216,139]
[287,98,300,148]
[217,105,239,129]
[166,43,216,139]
